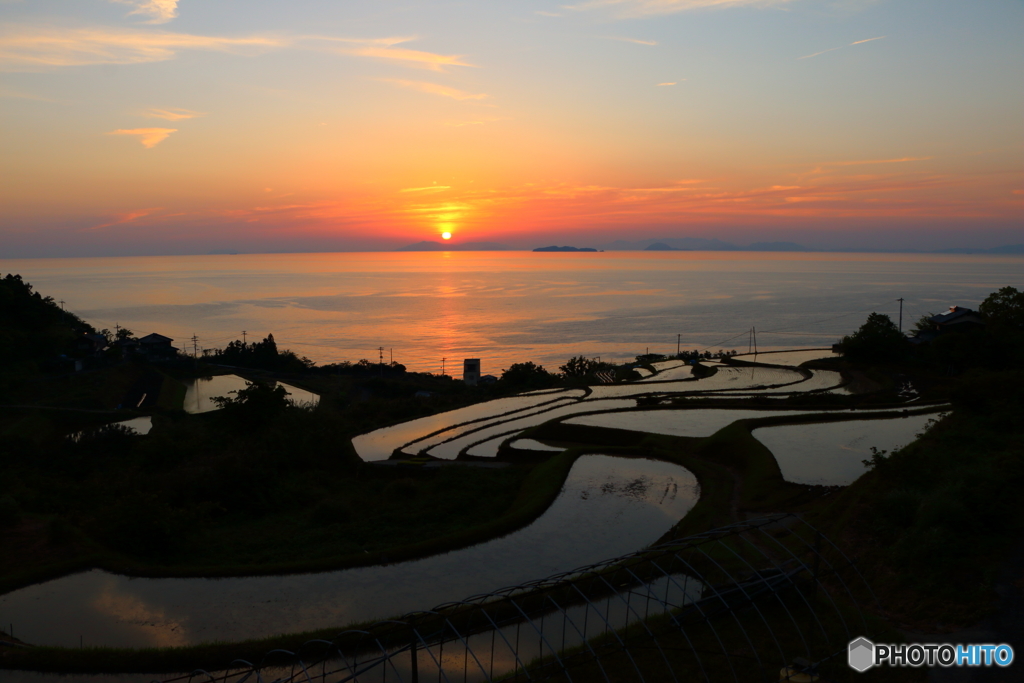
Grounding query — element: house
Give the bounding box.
[138,333,179,361]
[909,306,985,345]
[76,333,108,357]
[929,306,986,332]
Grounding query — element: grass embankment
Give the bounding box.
[806,372,1024,628]
[0,448,589,673]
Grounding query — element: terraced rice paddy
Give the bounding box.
[425,399,637,459]
[732,349,838,366]
[0,454,698,648]
[753,413,940,485]
[352,390,584,461]
[564,408,823,437]
[182,375,320,414]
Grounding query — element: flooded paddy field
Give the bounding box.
[0,455,697,649]
[753,413,940,486]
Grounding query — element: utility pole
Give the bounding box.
[390,348,393,365]
[677,334,681,356]
[115,323,120,338]
[191,334,199,357]
[378,346,384,377]
[898,298,904,332]
[441,357,446,376]
[242,330,247,344]
[753,327,758,355]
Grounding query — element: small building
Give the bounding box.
[909,306,986,345]
[463,358,481,386]
[478,374,497,386]
[929,306,986,332]
[138,333,179,362]
[76,333,108,357]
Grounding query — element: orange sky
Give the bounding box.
[1,0,1022,255]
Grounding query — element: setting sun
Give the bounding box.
[441,232,452,240]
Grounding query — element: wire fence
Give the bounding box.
[157,514,874,683]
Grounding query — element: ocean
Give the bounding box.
[1,251,1020,374]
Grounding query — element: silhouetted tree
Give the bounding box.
[840,312,907,363]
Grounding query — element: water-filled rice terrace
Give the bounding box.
[353,350,909,463]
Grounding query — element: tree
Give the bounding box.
[212,381,292,427]
[560,356,600,378]
[500,361,557,389]
[979,286,1024,332]
[839,312,907,362]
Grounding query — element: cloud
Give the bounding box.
[657,81,684,86]
[0,26,285,70]
[107,127,176,147]
[603,36,658,46]
[401,185,451,193]
[566,0,796,18]
[316,36,474,71]
[89,207,164,230]
[380,79,488,100]
[798,35,886,60]
[826,156,932,166]
[142,107,204,120]
[111,0,179,24]
[0,28,473,74]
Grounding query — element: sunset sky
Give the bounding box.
[1,0,1022,256]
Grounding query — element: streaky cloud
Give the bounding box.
[566,0,796,18]
[799,35,887,60]
[112,0,179,25]
[107,127,176,148]
[603,36,658,46]
[88,207,164,230]
[380,79,488,100]
[0,26,286,70]
[142,107,204,120]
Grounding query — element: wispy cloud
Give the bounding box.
[107,127,176,148]
[657,80,684,86]
[89,207,164,230]
[603,36,658,46]
[380,79,488,100]
[826,156,932,166]
[142,106,204,120]
[0,26,285,70]
[321,37,474,71]
[567,0,796,18]
[798,35,886,60]
[111,0,179,24]
[0,28,475,73]
[401,185,451,193]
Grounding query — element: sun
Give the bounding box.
[441,232,452,240]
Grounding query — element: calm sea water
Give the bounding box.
[1,251,1020,374]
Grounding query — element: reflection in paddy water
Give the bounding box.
[0,455,698,649]
[754,413,939,486]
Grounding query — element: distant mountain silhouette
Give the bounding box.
[396,241,511,251]
[934,244,1024,254]
[601,237,808,251]
[745,241,808,252]
[533,245,598,252]
[644,242,687,251]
